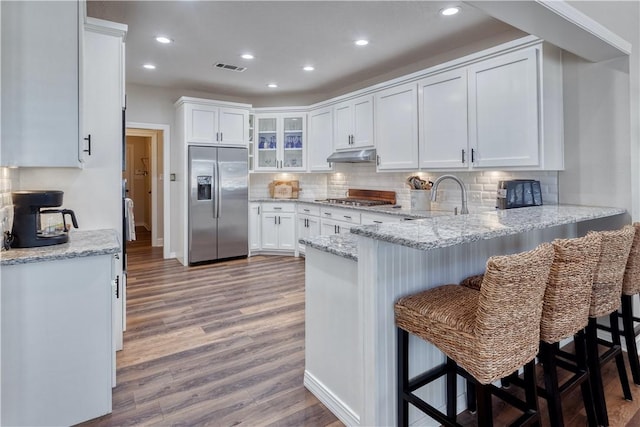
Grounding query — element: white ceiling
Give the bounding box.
[87,1,520,103]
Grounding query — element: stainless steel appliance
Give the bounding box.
[318,189,396,207]
[188,145,248,264]
[11,190,78,248]
[496,179,543,209]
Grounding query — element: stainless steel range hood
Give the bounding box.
[326,149,376,163]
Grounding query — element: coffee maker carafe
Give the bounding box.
[11,190,78,248]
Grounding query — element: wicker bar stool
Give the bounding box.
[584,225,636,425]
[596,223,640,385]
[395,243,554,427]
[461,234,601,427]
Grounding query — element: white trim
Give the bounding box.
[84,17,127,40]
[536,0,631,56]
[173,96,251,109]
[126,121,172,259]
[303,371,360,427]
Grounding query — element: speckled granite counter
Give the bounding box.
[300,233,359,261]
[351,205,627,251]
[1,229,121,266]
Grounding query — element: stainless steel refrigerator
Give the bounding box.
[188,145,248,264]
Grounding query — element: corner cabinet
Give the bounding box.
[177,97,250,146]
[333,95,374,150]
[1,0,83,167]
[254,113,307,172]
[307,107,334,172]
[260,203,296,251]
[375,83,419,170]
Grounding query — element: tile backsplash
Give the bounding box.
[250,164,558,212]
[1,167,18,246]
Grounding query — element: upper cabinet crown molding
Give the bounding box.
[174,96,251,110]
[84,17,128,39]
[466,0,632,62]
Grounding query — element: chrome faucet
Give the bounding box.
[431,174,469,215]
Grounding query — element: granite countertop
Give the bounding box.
[1,229,121,266]
[301,205,626,260]
[350,205,627,251]
[300,233,359,261]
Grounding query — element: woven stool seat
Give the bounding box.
[395,243,554,426]
[620,223,640,385]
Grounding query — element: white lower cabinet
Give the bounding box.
[249,203,261,251]
[297,204,321,253]
[320,207,361,235]
[360,212,405,225]
[259,203,296,252]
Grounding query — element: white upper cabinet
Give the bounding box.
[418,69,468,169]
[334,95,374,150]
[467,48,540,168]
[181,99,249,146]
[375,83,419,170]
[254,113,307,172]
[1,0,81,167]
[308,107,334,171]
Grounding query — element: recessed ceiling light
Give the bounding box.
[155,36,172,44]
[143,64,156,70]
[303,66,315,71]
[241,53,254,60]
[440,6,460,16]
[355,39,369,46]
[267,83,278,88]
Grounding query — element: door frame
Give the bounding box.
[126,122,171,259]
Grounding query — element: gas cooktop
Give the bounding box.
[316,189,397,207]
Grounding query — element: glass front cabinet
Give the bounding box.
[255,113,307,172]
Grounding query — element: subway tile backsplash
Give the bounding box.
[250,165,558,212]
[1,167,18,247]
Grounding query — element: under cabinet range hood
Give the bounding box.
[326,149,376,163]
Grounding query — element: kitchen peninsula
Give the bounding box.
[301,205,628,426]
[1,229,120,426]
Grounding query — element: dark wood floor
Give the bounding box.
[80,228,640,426]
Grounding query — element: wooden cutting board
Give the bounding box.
[268,180,301,199]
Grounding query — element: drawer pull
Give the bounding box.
[343,216,352,220]
[274,207,282,210]
[304,209,310,212]
[373,220,383,224]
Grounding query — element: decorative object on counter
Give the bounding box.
[268,180,301,199]
[410,190,431,211]
[496,179,543,209]
[405,175,433,190]
[11,190,78,248]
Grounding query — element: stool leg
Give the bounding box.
[587,318,609,426]
[609,311,633,401]
[575,330,599,427]
[540,341,564,427]
[476,384,493,427]
[466,380,477,413]
[446,357,457,418]
[397,328,409,427]
[523,360,541,426]
[622,295,640,385]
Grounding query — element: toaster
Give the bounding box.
[496,180,543,209]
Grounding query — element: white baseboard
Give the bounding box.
[304,371,360,426]
[152,237,163,248]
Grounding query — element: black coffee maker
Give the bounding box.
[11,190,78,248]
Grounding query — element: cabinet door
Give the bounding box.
[351,95,374,148]
[418,69,468,169]
[375,83,418,170]
[249,203,261,251]
[468,48,539,168]
[308,107,334,171]
[186,104,219,143]
[282,115,306,171]
[260,212,279,249]
[218,108,248,146]
[277,213,296,250]
[1,1,80,167]
[297,215,310,252]
[255,116,279,170]
[333,101,353,150]
[320,219,341,236]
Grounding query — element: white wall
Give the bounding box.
[560,1,640,219]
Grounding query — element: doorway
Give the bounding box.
[125,128,164,248]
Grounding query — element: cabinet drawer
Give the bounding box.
[320,207,361,224]
[297,204,320,216]
[261,202,295,213]
[361,212,403,225]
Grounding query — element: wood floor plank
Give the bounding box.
[78,228,640,426]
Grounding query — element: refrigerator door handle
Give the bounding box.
[215,161,221,218]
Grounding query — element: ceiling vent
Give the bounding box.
[214,63,247,72]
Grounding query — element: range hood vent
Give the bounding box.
[327,149,376,163]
